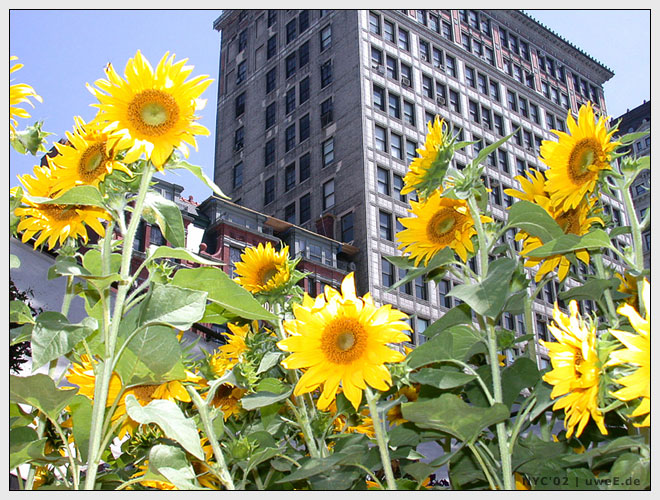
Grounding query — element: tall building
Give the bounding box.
[613,100,651,270]
[212,9,627,362]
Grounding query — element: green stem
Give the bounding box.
[83,165,155,490]
[592,252,619,327]
[522,296,537,363]
[467,443,498,490]
[50,418,80,489]
[187,386,236,490]
[467,192,513,490]
[364,386,396,490]
[619,180,646,315]
[508,396,536,456]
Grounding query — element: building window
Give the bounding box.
[498,149,510,173]
[285,124,296,152]
[482,106,492,130]
[414,276,428,300]
[284,202,296,223]
[265,138,275,165]
[286,19,297,44]
[299,41,310,67]
[299,76,310,103]
[403,100,416,126]
[398,27,409,51]
[419,39,430,61]
[267,35,277,60]
[299,152,310,182]
[234,126,244,151]
[238,29,247,51]
[371,46,383,67]
[285,163,296,191]
[442,20,453,41]
[377,166,390,195]
[449,89,460,113]
[489,80,500,101]
[369,11,381,35]
[265,102,276,129]
[299,193,311,224]
[519,97,529,118]
[320,98,333,127]
[390,132,402,159]
[299,10,309,32]
[320,60,333,87]
[285,53,297,78]
[322,137,334,167]
[400,63,412,86]
[373,84,385,111]
[429,13,439,33]
[236,60,247,84]
[469,100,480,124]
[264,176,275,205]
[438,279,453,308]
[388,92,401,119]
[266,68,276,93]
[494,113,504,136]
[323,179,335,210]
[320,24,332,51]
[232,162,243,189]
[445,55,456,77]
[379,210,393,241]
[530,103,540,124]
[381,258,395,287]
[386,55,398,80]
[416,317,429,344]
[341,212,354,242]
[406,139,417,164]
[507,90,518,112]
[299,114,310,142]
[285,87,296,114]
[393,173,405,202]
[422,74,434,99]
[383,18,395,42]
[375,124,387,152]
[235,92,245,117]
[267,9,277,27]
[465,65,475,88]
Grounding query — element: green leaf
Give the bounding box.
[167,156,228,199]
[145,246,224,268]
[407,324,484,368]
[139,283,207,330]
[68,395,93,463]
[448,258,517,318]
[401,393,509,444]
[421,303,473,339]
[30,312,95,370]
[10,374,77,419]
[241,381,293,411]
[603,452,650,490]
[24,185,106,208]
[470,131,516,171]
[10,254,21,269]
[507,200,564,243]
[526,229,612,258]
[171,267,277,321]
[402,461,437,483]
[142,191,185,248]
[125,395,204,460]
[410,367,476,389]
[501,357,540,408]
[257,351,283,374]
[559,277,619,302]
[82,249,121,275]
[10,300,35,324]
[148,444,203,490]
[386,247,455,292]
[10,121,52,155]
[388,423,422,448]
[10,427,47,470]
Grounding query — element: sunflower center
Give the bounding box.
[127,89,180,137]
[321,317,367,365]
[557,209,582,235]
[130,384,158,401]
[40,205,79,222]
[568,139,602,182]
[260,265,279,285]
[427,208,458,245]
[78,142,108,179]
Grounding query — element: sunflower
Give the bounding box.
[278,272,410,410]
[397,189,492,265]
[506,169,603,282]
[541,301,607,438]
[332,407,376,437]
[401,116,454,199]
[615,271,639,310]
[607,279,649,427]
[208,322,252,377]
[47,116,135,193]
[207,383,246,420]
[541,102,619,213]
[518,197,603,282]
[387,385,419,426]
[15,165,111,250]
[10,56,42,135]
[88,50,212,169]
[234,243,291,294]
[131,462,178,490]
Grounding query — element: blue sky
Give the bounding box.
[9,9,652,202]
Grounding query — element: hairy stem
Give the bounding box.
[365,386,396,490]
